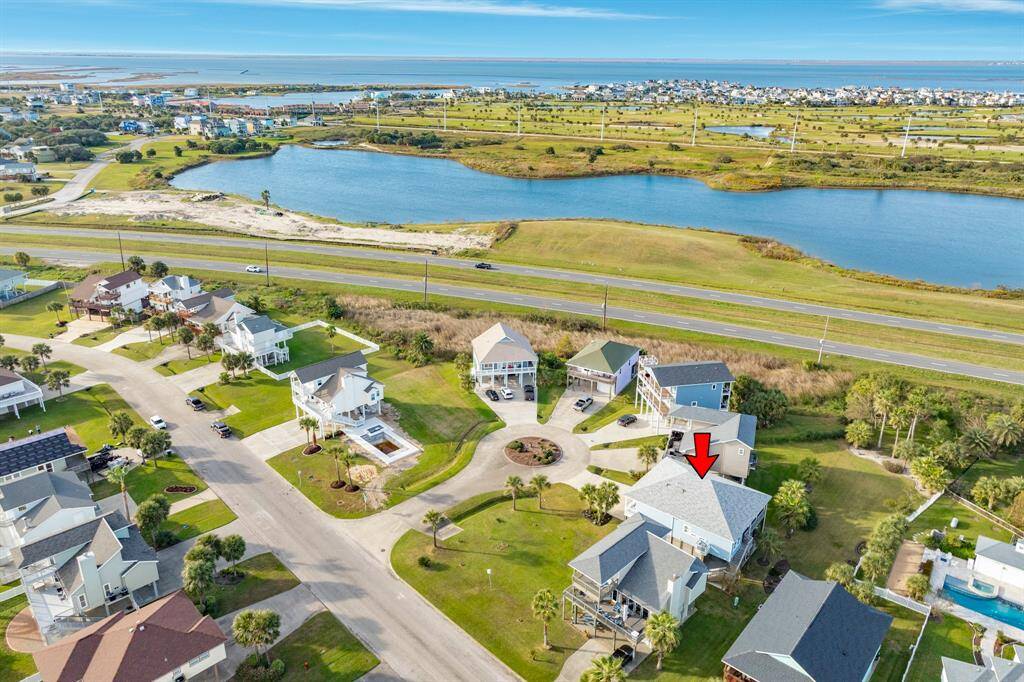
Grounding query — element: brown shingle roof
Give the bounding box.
[33,590,227,682]
[69,274,105,302]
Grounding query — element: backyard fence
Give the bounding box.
[255,320,380,381]
[946,490,1023,539]
[906,491,944,523]
[0,281,62,310]
[900,601,934,682]
[873,585,931,616]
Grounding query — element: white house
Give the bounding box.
[0,471,97,566]
[12,510,159,638]
[971,535,1024,607]
[219,314,292,366]
[565,340,641,398]
[291,351,383,436]
[148,274,202,311]
[0,428,88,484]
[664,405,758,483]
[177,288,252,332]
[32,590,227,681]
[69,271,149,318]
[564,514,708,648]
[0,161,39,181]
[471,322,537,387]
[0,369,45,420]
[624,455,770,572]
[941,654,1024,682]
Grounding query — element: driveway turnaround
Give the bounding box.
[5,247,1017,385]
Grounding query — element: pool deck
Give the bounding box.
[926,548,1024,641]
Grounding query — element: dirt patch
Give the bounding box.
[302,444,322,455]
[55,191,492,252]
[5,606,44,653]
[504,437,562,466]
[887,540,926,595]
[164,485,197,494]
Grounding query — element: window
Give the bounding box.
[77,594,87,609]
[691,401,698,406]
[188,651,211,666]
[738,448,745,456]
[711,384,717,390]
[103,583,112,595]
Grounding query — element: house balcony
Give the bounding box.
[563,585,647,647]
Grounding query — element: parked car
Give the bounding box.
[185,396,205,411]
[211,421,231,438]
[88,452,113,472]
[523,384,535,401]
[616,414,638,427]
[149,415,167,429]
[93,444,115,457]
[484,388,500,401]
[106,455,129,471]
[245,264,263,273]
[611,645,635,664]
[500,387,514,400]
[572,397,594,412]
[474,262,493,270]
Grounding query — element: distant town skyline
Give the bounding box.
[2,0,1022,61]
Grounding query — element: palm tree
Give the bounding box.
[106,465,130,516]
[46,301,64,324]
[46,370,70,399]
[182,558,215,602]
[987,413,1023,449]
[874,387,901,449]
[581,655,625,682]
[637,442,660,472]
[423,509,445,548]
[505,475,524,511]
[531,589,558,649]
[232,609,280,666]
[797,457,822,486]
[646,611,680,671]
[109,411,134,444]
[177,326,194,359]
[299,416,319,445]
[340,450,355,488]
[530,474,551,509]
[31,343,52,368]
[758,526,783,564]
[960,427,993,459]
[326,324,337,349]
[237,352,255,377]
[260,189,271,209]
[825,561,856,588]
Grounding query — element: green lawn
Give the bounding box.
[590,435,666,451]
[160,499,236,544]
[0,595,35,682]
[908,493,1016,559]
[757,409,846,445]
[536,383,565,424]
[573,381,636,433]
[271,327,368,374]
[89,454,208,505]
[874,601,928,682]
[112,338,176,362]
[630,584,764,681]
[586,465,638,486]
[391,485,617,682]
[72,326,124,347]
[0,347,85,384]
[267,444,378,518]
[154,352,222,376]
[197,372,292,438]
[955,455,1024,524]
[0,384,145,451]
[268,611,379,681]
[0,288,71,338]
[905,612,977,682]
[205,553,300,617]
[747,440,920,578]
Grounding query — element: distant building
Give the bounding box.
[635,359,735,431]
[69,270,148,318]
[118,120,155,134]
[148,274,202,312]
[0,268,28,299]
[565,340,640,398]
[0,368,46,421]
[0,161,39,181]
[183,87,200,98]
[177,288,252,332]
[219,314,292,366]
[471,322,537,387]
[664,405,758,483]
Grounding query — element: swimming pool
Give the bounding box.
[943,577,1024,629]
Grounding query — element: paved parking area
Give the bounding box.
[475,387,538,426]
[579,414,661,447]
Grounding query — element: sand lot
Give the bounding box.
[53,191,492,251]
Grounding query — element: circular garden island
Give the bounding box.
[504,437,562,466]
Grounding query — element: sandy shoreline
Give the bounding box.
[52,191,492,252]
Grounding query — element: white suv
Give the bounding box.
[500,387,515,400]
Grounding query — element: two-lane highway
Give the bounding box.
[3,245,1021,385]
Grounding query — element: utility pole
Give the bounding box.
[691,107,698,146]
[264,243,270,286]
[901,115,912,158]
[423,259,428,303]
[442,99,447,132]
[817,315,830,365]
[117,231,125,270]
[602,285,608,331]
[375,103,381,131]
[790,113,800,153]
[600,110,605,141]
[517,104,522,136]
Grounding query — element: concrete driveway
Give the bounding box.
[579,414,661,447]
[546,387,608,431]
[475,387,538,426]
[241,417,305,461]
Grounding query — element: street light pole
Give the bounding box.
[423,259,428,304]
[602,285,608,331]
[264,243,270,286]
[691,107,698,146]
[117,231,125,269]
[790,113,800,153]
[817,315,830,365]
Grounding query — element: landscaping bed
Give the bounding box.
[504,437,561,466]
[89,454,207,503]
[164,485,197,494]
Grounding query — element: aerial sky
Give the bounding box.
[2,0,1022,60]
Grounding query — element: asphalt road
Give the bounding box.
[2,224,1022,347]
[2,334,518,682]
[4,245,1021,385]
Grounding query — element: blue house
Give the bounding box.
[634,360,734,430]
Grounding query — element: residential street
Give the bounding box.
[2,224,1020,347]
[2,247,1020,386]
[1,333,519,682]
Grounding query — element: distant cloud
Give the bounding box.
[877,0,1024,13]
[202,0,659,18]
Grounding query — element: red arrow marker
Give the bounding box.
[684,432,718,479]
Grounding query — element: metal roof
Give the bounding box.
[567,340,640,374]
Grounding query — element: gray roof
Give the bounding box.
[292,350,367,383]
[238,315,285,335]
[627,457,770,542]
[118,525,157,562]
[975,535,1024,572]
[57,521,123,593]
[153,275,200,292]
[0,368,24,388]
[0,470,93,512]
[668,407,757,450]
[568,514,706,611]
[13,511,129,568]
[723,572,893,682]
[941,656,1024,682]
[0,427,87,478]
[471,323,536,365]
[568,514,670,583]
[648,361,734,388]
